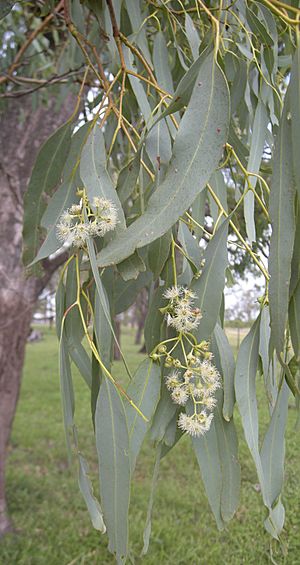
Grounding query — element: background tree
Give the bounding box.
[1,1,300,562]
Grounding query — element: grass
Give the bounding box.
[1,326,300,565]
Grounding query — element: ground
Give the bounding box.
[1,326,299,565]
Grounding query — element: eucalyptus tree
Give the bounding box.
[2,0,300,562]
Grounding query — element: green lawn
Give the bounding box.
[1,327,299,565]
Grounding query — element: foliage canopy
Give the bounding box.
[2,0,300,562]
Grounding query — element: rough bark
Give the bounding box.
[0,95,74,536]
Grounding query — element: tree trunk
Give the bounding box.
[134,288,148,346]
[113,317,121,361]
[0,95,74,535]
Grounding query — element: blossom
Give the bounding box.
[69,204,82,214]
[165,371,180,390]
[177,411,214,437]
[163,286,184,300]
[199,361,221,389]
[56,196,118,248]
[171,386,189,406]
[92,197,118,233]
[56,222,72,243]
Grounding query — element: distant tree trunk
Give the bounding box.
[134,289,148,346]
[113,316,121,361]
[0,96,74,536]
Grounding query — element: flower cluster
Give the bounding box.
[151,285,221,438]
[56,196,118,248]
[165,354,221,437]
[162,286,202,333]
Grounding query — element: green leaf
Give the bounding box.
[141,444,162,556]
[124,46,152,124]
[290,46,300,198]
[59,332,75,455]
[152,45,211,125]
[191,188,207,241]
[230,59,247,114]
[23,122,72,268]
[149,383,177,443]
[33,178,78,263]
[78,454,106,533]
[191,219,229,341]
[87,238,120,357]
[118,251,146,281]
[244,99,268,243]
[126,359,161,469]
[80,124,126,231]
[69,341,92,389]
[97,53,230,267]
[144,286,166,354]
[153,32,174,94]
[269,89,296,355]
[289,280,300,360]
[259,306,277,408]
[94,285,112,370]
[116,153,140,205]
[208,171,227,222]
[95,378,130,564]
[260,381,289,538]
[114,272,152,315]
[214,324,235,421]
[191,416,225,531]
[185,14,200,61]
[178,222,201,273]
[147,231,172,280]
[235,316,267,496]
[0,0,15,19]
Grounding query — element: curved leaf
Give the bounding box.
[269,90,296,354]
[191,219,229,341]
[95,378,130,564]
[80,124,126,231]
[126,359,161,469]
[97,53,230,267]
[23,122,71,268]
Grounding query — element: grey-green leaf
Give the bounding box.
[95,378,130,564]
[80,124,126,230]
[97,53,230,267]
[214,324,235,421]
[260,381,290,538]
[269,89,296,355]
[147,231,172,280]
[244,99,268,243]
[118,251,146,281]
[114,272,152,315]
[290,46,300,198]
[235,316,267,496]
[23,122,72,267]
[78,454,106,533]
[289,280,300,360]
[191,219,229,341]
[191,417,225,531]
[126,359,161,469]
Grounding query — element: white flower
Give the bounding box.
[71,223,90,247]
[167,313,201,333]
[199,361,221,388]
[163,286,184,300]
[202,395,217,410]
[69,204,82,214]
[165,371,180,390]
[177,411,214,437]
[92,196,111,210]
[171,386,189,406]
[60,211,73,225]
[56,222,72,243]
